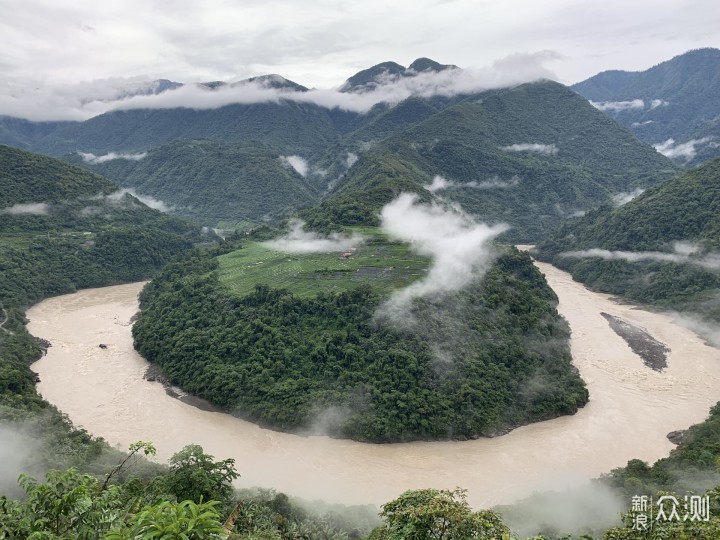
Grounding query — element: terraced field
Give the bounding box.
[217,227,430,297]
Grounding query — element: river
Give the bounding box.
[27,261,720,509]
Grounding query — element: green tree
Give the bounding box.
[370,488,512,540]
[162,445,239,505]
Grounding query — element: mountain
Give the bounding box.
[340,57,458,92]
[307,80,677,242]
[65,139,319,228]
[535,157,720,319]
[29,100,358,157]
[237,74,309,92]
[572,48,720,166]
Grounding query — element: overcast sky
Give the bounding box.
[1,0,718,120]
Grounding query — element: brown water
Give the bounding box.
[28,261,720,508]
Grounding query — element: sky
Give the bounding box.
[1,0,718,120]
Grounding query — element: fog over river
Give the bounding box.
[28,260,720,508]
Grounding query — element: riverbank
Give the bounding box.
[27,262,720,508]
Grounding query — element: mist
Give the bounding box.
[590,99,644,112]
[78,151,148,164]
[280,155,309,177]
[1,202,50,215]
[560,242,720,270]
[264,219,365,254]
[424,174,519,193]
[376,193,508,323]
[109,188,172,213]
[0,52,560,122]
[0,424,38,497]
[654,137,714,161]
[611,188,644,206]
[501,143,558,155]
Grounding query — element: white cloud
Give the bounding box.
[0,50,564,121]
[589,99,644,112]
[425,174,520,193]
[78,151,148,164]
[1,202,50,215]
[611,188,644,206]
[501,143,558,155]
[376,193,508,322]
[631,120,654,127]
[653,137,713,162]
[100,188,172,212]
[560,242,720,270]
[264,219,365,254]
[649,99,669,109]
[345,152,359,168]
[280,155,309,177]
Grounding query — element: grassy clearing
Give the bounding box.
[217,227,430,298]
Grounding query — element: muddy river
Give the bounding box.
[27,261,720,508]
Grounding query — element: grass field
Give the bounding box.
[217,227,430,297]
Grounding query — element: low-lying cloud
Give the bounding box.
[611,188,644,206]
[280,155,309,177]
[1,52,561,122]
[424,175,520,193]
[345,152,359,168]
[264,219,365,254]
[560,242,720,270]
[376,193,508,323]
[78,151,148,164]
[501,143,558,155]
[650,99,669,109]
[654,137,713,162]
[590,99,645,112]
[1,202,50,215]
[93,188,172,213]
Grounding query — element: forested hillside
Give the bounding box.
[65,139,319,227]
[133,234,588,443]
[0,145,201,482]
[312,81,676,241]
[573,48,720,167]
[536,157,720,319]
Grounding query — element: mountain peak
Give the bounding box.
[407,57,458,73]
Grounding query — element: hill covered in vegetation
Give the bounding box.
[535,157,720,321]
[133,227,588,443]
[573,48,720,167]
[0,145,202,479]
[64,139,319,227]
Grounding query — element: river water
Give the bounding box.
[27,261,720,508]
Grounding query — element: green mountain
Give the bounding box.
[311,81,677,241]
[0,145,201,477]
[572,48,720,166]
[340,57,458,93]
[64,139,319,228]
[133,233,588,443]
[536,157,720,319]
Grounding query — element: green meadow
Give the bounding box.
[217,227,430,298]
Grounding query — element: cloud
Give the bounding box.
[631,120,654,127]
[0,51,562,121]
[649,98,669,109]
[501,143,558,155]
[611,188,644,206]
[653,137,713,162]
[264,219,365,254]
[560,242,720,270]
[345,152,359,168]
[425,175,520,193]
[376,193,508,322]
[589,99,644,112]
[280,155,309,177]
[78,151,148,164]
[95,188,172,212]
[1,202,49,215]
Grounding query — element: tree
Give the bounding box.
[370,488,512,540]
[163,445,239,505]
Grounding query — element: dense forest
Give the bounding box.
[133,236,588,442]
